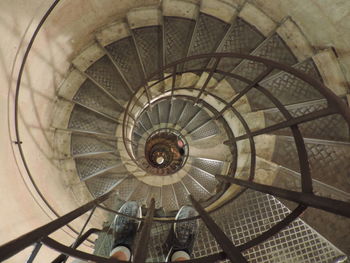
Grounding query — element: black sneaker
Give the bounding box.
[165,206,198,261]
[112,201,142,250]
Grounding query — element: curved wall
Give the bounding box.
[1,0,158,261]
[0,0,349,261]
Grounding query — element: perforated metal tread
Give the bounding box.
[185,13,230,71]
[168,99,186,125]
[71,134,117,156]
[164,16,196,67]
[161,184,180,211]
[226,33,298,92]
[86,174,128,197]
[144,190,345,262]
[271,136,350,194]
[73,79,123,117]
[177,103,201,129]
[246,59,323,111]
[132,26,163,79]
[185,166,217,194]
[215,17,265,80]
[127,181,151,206]
[157,100,171,124]
[190,157,225,175]
[148,104,161,126]
[189,119,221,141]
[74,153,124,181]
[184,110,211,134]
[68,104,117,135]
[182,175,212,201]
[105,36,145,90]
[264,100,350,141]
[85,55,131,102]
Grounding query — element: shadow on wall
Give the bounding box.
[0,0,161,244]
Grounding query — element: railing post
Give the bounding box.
[0,193,110,262]
[195,57,221,104]
[171,65,177,101]
[51,228,100,263]
[56,206,97,263]
[133,198,155,263]
[223,107,337,144]
[189,195,248,263]
[216,175,350,218]
[215,66,273,119]
[26,242,42,263]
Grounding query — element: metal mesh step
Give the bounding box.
[185,13,230,70]
[114,177,139,201]
[161,184,179,211]
[68,104,117,135]
[157,100,171,124]
[145,190,345,262]
[163,16,196,67]
[215,18,265,80]
[73,79,124,117]
[226,33,297,92]
[184,109,211,134]
[188,119,221,141]
[132,26,163,78]
[190,157,225,175]
[264,100,350,141]
[246,59,323,111]
[128,181,151,206]
[85,55,131,102]
[181,175,212,202]
[71,134,117,156]
[74,154,123,181]
[168,99,186,125]
[177,102,201,128]
[105,36,144,90]
[148,104,161,126]
[271,136,350,193]
[186,166,217,194]
[86,174,127,197]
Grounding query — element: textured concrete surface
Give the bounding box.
[251,0,350,89]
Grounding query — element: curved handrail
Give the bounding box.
[9,0,350,260]
[10,0,89,241]
[122,53,350,166]
[121,54,350,223]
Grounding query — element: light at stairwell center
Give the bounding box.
[143,128,188,175]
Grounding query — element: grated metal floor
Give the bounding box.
[94,190,347,262]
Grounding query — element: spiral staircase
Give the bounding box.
[2,0,350,262]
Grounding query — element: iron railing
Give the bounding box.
[4,51,350,261]
[4,0,350,261]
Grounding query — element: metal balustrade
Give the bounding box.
[3,0,350,262]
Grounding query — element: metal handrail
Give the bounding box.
[6,52,350,263]
[8,0,350,260]
[120,52,350,262]
[122,53,350,169]
[0,192,110,262]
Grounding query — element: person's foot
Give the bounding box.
[165,206,198,261]
[112,201,142,250]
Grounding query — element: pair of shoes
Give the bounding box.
[112,202,198,261]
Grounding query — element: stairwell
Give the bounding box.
[1,0,350,262]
